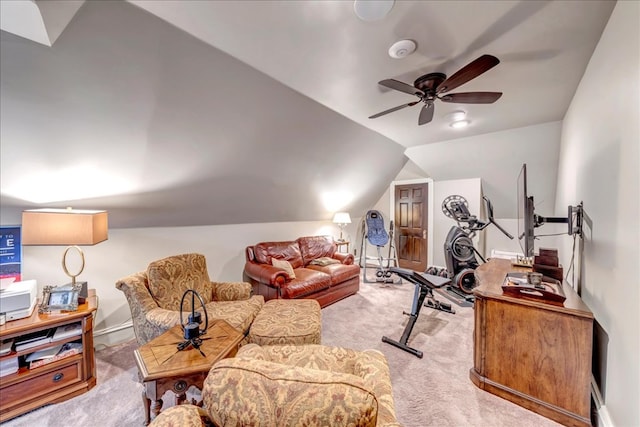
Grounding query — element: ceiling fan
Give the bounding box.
[369,54,503,125]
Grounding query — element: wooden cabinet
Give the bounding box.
[0,290,97,422]
[470,259,593,427]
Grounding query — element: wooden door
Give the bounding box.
[395,183,428,271]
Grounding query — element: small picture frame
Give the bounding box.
[39,284,81,313]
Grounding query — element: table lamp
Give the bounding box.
[332,212,351,241]
[21,208,108,302]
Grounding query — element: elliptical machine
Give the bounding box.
[442,195,513,295]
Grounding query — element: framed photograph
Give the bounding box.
[39,284,82,313]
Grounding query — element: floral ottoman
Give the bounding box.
[248,299,321,346]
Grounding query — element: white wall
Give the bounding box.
[405,121,562,219]
[556,2,639,426]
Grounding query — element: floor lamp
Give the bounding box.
[21,208,108,303]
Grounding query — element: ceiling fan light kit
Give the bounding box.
[369,54,503,126]
[388,39,416,59]
[450,120,470,129]
[353,0,395,21]
[446,110,467,121]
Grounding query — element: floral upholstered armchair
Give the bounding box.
[115,253,264,345]
[149,343,402,427]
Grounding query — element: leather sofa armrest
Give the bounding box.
[333,252,354,265]
[244,262,288,287]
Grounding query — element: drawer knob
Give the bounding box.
[52,373,64,382]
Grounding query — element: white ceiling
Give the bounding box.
[131,0,615,147]
[0,0,616,227]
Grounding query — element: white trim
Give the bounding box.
[597,406,614,427]
[591,375,614,427]
[93,320,133,337]
[389,178,435,267]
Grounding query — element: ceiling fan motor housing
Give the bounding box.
[414,72,446,93]
[370,54,502,126]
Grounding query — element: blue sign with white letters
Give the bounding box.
[0,226,22,283]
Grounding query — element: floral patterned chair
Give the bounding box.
[115,253,264,345]
[149,343,402,427]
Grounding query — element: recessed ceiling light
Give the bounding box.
[450,120,470,129]
[354,0,395,22]
[388,39,416,59]
[445,110,466,121]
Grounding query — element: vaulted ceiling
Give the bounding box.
[0,0,615,227]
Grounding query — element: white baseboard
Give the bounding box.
[597,405,614,427]
[591,374,614,427]
[93,320,133,337]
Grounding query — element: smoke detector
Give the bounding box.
[388,39,416,59]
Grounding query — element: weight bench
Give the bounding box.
[382,267,454,358]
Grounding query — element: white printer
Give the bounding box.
[0,279,38,321]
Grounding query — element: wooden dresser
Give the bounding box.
[470,259,593,427]
[0,290,97,422]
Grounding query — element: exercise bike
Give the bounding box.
[442,195,513,296]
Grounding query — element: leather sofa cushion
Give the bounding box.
[280,268,330,299]
[254,241,304,269]
[306,263,361,286]
[297,236,336,266]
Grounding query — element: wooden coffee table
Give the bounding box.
[134,319,243,425]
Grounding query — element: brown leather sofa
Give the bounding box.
[243,235,360,307]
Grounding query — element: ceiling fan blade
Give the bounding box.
[418,102,435,125]
[369,101,419,119]
[378,79,424,96]
[436,55,500,94]
[440,92,503,104]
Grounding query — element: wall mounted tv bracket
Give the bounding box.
[533,202,584,237]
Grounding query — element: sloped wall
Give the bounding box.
[556,2,639,425]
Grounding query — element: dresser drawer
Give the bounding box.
[0,361,81,406]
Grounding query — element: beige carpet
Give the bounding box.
[2,278,562,427]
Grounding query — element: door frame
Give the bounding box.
[389,178,435,268]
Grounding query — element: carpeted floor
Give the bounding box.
[1,278,562,427]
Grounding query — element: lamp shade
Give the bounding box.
[332,212,352,225]
[22,208,108,246]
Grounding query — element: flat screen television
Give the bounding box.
[516,163,584,258]
[517,164,536,257]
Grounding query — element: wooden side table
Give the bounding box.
[0,290,98,423]
[335,240,350,253]
[134,320,243,425]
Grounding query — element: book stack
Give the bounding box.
[51,322,82,342]
[27,342,83,369]
[13,329,55,352]
[0,340,12,356]
[0,357,18,377]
